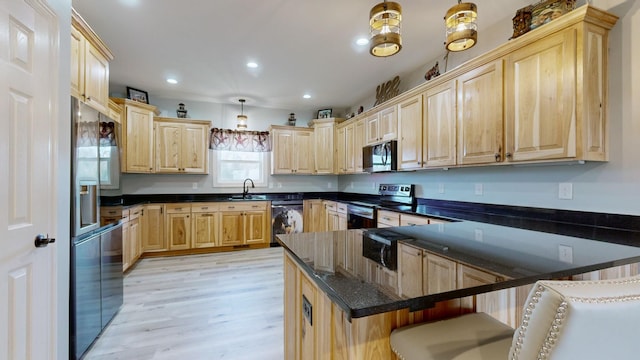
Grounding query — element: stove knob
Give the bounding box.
[381,186,387,191]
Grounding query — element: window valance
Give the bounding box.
[209,128,271,152]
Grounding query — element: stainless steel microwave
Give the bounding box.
[363,140,397,173]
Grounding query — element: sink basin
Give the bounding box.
[227,194,268,201]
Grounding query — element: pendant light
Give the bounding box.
[445,1,478,52]
[369,1,402,57]
[237,99,248,130]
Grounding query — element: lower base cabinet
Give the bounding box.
[192,203,220,248]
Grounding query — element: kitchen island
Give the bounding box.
[277,221,640,359]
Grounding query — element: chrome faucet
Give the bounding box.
[242,178,255,199]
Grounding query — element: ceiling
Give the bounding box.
[71,0,531,112]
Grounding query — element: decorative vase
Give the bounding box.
[288,113,296,126]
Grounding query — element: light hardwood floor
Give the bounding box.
[84,247,285,360]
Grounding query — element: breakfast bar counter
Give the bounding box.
[277,221,640,359]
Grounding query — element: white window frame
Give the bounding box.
[212,150,270,188]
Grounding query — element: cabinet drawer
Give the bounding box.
[337,203,347,214]
[324,201,337,212]
[400,214,430,226]
[192,203,220,213]
[219,201,268,212]
[129,206,143,220]
[166,203,192,214]
[377,210,400,227]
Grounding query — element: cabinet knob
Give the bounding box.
[506,152,512,158]
[494,153,501,162]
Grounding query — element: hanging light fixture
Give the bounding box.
[445,1,478,52]
[369,1,402,57]
[237,99,248,130]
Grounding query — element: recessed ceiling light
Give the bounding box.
[303,94,311,99]
[247,62,258,68]
[356,38,369,46]
[166,78,178,84]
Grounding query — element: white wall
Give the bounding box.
[340,1,640,216]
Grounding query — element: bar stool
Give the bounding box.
[390,276,640,360]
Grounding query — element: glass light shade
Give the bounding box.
[237,114,248,130]
[369,1,402,57]
[445,2,478,52]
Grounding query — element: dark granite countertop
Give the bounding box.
[276,221,640,320]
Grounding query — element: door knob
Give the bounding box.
[34,234,56,248]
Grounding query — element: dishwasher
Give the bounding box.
[271,199,304,246]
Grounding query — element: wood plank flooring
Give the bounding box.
[84,247,285,360]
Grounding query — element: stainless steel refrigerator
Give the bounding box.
[70,97,123,360]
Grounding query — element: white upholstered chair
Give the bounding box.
[390,276,640,360]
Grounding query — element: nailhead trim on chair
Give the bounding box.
[510,284,546,360]
[537,300,567,359]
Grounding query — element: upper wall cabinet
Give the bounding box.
[111,98,157,173]
[155,117,210,174]
[310,118,344,174]
[270,126,314,174]
[365,106,397,145]
[71,8,113,115]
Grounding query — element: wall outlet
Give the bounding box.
[558,183,573,200]
[474,229,483,242]
[474,183,483,196]
[438,183,445,194]
[192,182,198,189]
[558,244,573,263]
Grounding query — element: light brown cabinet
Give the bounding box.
[70,9,113,115]
[457,60,505,166]
[310,118,343,174]
[424,80,457,168]
[192,203,220,248]
[128,206,143,265]
[111,98,157,173]
[303,199,326,233]
[397,95,423,170]
[354,119,366,173]
[155,118,210,174]
[271,126,314,174]
[377,210,400,228]
[399,213,431,226]
[166,204,192,250]
[365,106,397,145]
[141,203,166,252]
[219,202,269,246]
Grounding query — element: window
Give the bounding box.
[212,150,269,187]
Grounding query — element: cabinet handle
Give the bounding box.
[176,208,182,211]
[186,215,189,218]
[202,207,208,210]
[408,223,416,226]
[252,205,259,208]
[506,152,512,158]
[228,206,235,209]
[494,153,501,162]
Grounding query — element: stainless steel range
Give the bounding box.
[345,183,415,230]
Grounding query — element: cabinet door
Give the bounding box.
[344,123,355,173]
[458,264,504,312]
[181,122,209,173]
[335,126,346,174]
[365,113,380,145]
[141,204,166,252]
[155,122,181,173]
[398,243,424,298]
[70,26,84,100]
[314,123,334,174]
[129,218,140,263]
[271,130,294,174]
[354,119,365,173]
[167,213,191,250]
[283,253,298,360]
[125,105,155,173]
[337,212,347,231]
[457,60,504,165]
[379,106,398,141]
[192,213,218,248]
[423,253,457,295]
[326,211,340,232]
[121,221,131,271]
[398,95,423,170]
[83,42,109,114]
[424,80,457,167]
[245,210,268,245]
[303,199,325,233]
[220,211,244,246]
[505,28,577,162]
[293,130,314,174]
[400,214,430,226]
[299,273,317,359]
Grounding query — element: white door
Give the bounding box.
[0,1,59,359]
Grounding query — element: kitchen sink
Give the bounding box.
[227,194,268,201]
